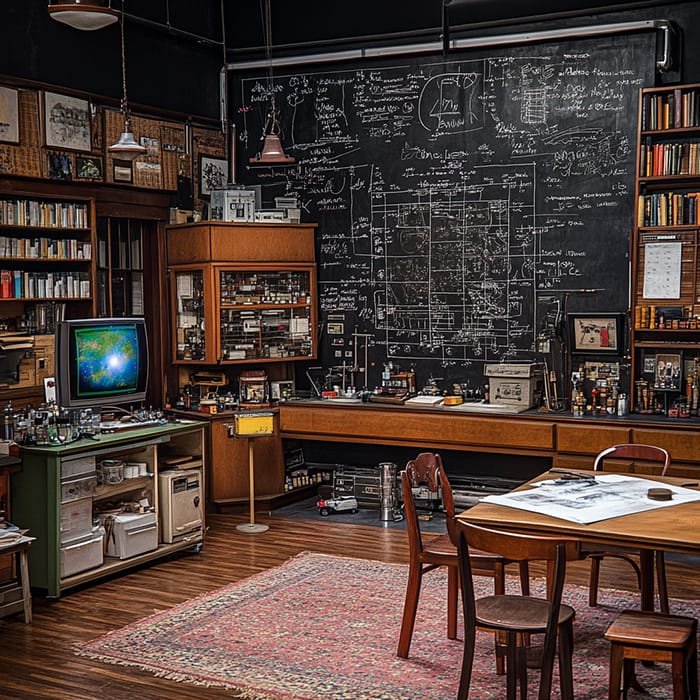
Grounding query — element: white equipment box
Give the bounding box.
[484,363,543,408]
[102,512,158,560]
[158,469,204,544]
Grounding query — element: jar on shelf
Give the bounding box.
[98,459,125,485]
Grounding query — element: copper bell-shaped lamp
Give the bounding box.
[249,99,295,166]
[249,0,295,166]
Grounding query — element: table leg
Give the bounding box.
[18,548,32,624]
[639,550,655,612]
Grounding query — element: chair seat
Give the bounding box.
[476,595,575,632]
[605,610,696,649]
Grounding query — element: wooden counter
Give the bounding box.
[278,401,700,476]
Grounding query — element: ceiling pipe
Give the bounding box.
[226,19,671,72]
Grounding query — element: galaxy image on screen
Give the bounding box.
[74,325,139,397]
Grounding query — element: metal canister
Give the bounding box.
[378,461,398,521]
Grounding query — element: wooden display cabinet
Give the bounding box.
[167,223,317,366]
[631,83,700,416]
[166,222,318,507]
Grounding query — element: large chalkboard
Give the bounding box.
[235,33,655,389]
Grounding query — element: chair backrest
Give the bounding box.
[456,520,577,648]
[402,453,447,557]
[593,443,670,476]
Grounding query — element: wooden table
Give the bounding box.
[459,470,700,611]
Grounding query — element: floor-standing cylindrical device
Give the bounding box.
[379,461,398,521]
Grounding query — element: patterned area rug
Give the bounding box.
[75,552,699,699]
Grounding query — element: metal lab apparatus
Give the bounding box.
[484,363,543,409]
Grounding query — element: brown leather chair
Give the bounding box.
[397,453,529,663]
[455,520,579,700]
[587,443,671,613]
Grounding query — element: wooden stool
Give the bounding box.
[605,609,698,700]
[0,537,32,623]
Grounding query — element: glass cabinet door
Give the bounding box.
[173,268,207,361]
[218,269,314,362]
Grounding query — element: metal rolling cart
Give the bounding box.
[226,413,274,534]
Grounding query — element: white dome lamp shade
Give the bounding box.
[48,1,119,31]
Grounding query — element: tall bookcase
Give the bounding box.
[0,192,96,402]
[631,83,700,416]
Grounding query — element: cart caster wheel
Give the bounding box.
[192,543,204,554]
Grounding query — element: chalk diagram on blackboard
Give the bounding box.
[418,72,483,135]
[238,34,654,380]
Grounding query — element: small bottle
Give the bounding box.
[617,393,628,416]
[2,402,14,441]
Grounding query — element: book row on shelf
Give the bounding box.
[0,236,91,260]
[0,270,90,300]
[640,141,700,177]
[0,199,89,229]
[637,191,700,227]
[642,87,700,131]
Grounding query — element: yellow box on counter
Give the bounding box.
[233,412,274,436]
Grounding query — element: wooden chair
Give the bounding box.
[588,444,670,613]
[455,520,578,700]
[605,609,698,699]
[397,453,529,662]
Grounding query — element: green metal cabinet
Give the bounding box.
[12,422,205,597]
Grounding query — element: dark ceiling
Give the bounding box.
[4,1,696,121]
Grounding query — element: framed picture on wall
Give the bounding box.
[568,313,624,354]
[46,152,73,181]
[75,155,103,181]
[0,86,19,144]
[113,161,133,184]
[199,155,228,196]
[44,92,91,151]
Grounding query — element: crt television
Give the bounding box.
[55,317,149,409]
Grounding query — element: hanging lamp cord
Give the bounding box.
[261,0,279,134]
[119,0,131,131]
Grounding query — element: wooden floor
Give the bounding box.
[0,512,699,699]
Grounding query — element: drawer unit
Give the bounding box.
[60,531,104,578]
[60,475,97,503]
[60,455,96,479]
[59,497,94,544]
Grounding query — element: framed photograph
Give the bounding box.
[44,91,91,151]
[47,152,73,181]
[0,86,19,144]
[654,353,682,390]
[199,155,228,196]
[113,161,133,184]
[568,313,624,354]
[75,155,103,181]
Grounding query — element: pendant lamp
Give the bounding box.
[249,0,295,166]
[108,2,146,161]
[48,1,119,31]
